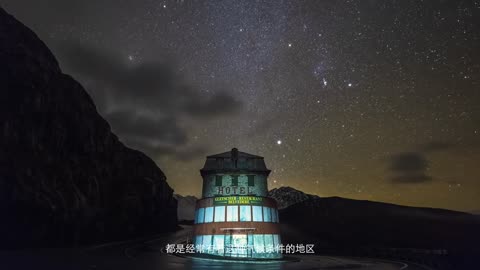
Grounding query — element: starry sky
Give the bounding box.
[2,0,479,211]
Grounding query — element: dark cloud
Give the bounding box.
[388,152,432,184]
[105,111,187,146]
[389,152,429,172]
[185,91,243,117]
[57,41,242,161]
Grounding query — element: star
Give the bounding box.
[11,0,476,212]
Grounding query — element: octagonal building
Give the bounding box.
[193,148,282,259]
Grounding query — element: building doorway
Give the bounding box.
[222,228,254,258]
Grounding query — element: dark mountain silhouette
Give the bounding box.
[0,7,177,248]
[470,210,480,215]
[273,186,480,269]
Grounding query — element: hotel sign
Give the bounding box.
[216,186,254,195]
[214,196,263,205]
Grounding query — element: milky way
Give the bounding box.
[3,0,479,211]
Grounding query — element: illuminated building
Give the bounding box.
[193,148,282,259]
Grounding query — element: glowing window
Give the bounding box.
[195,235,203,245]
[253,234,265,254]
[204,207,214,223]
[273,234,280,251]
[271,208,277,222]
[202,235,212,253]
[214,206,225,222]
[212,235,224,255]
[195,235,204,253]
[263,206,271,222]
[239,205,251,221]
[264,234,274,253]
[196,208,205,224]
[226,205,238,221]
[252,205,263,222]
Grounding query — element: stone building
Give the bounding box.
[193,148,282,259]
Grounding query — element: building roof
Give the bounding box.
[207,149,263,159]
[200,148,270,175]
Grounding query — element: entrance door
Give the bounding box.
[225,233,252,258]
[231,234,247,257]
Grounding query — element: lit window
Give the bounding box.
[202,235,212,253]
[264,234,274,253]
[204,207,214,223]
[239,205,251,221]
[248,232,254,248]
[195,235,203,245]
[263,206,271,222]
[273,234,280,252]
[224,233,231,249]
[213,235,224,255]
[252,205,263,222]
[195,235,204,253]
[214,206,225,222]
[196,208,205,224]
[226,205,238,221]
[253,234,265,254]
[271,208,277,222]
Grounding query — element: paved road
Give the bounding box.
[0,226,433,270]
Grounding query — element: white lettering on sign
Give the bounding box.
[216,186,254,195]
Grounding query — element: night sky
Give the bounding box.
[3,0,479,211]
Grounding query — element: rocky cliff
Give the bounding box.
[0,7,177,247]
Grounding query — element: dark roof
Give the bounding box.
[207,150,263,159]
[200,148,270,175]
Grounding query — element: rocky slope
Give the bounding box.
[0,7,177,247]
[268,186,318,209]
